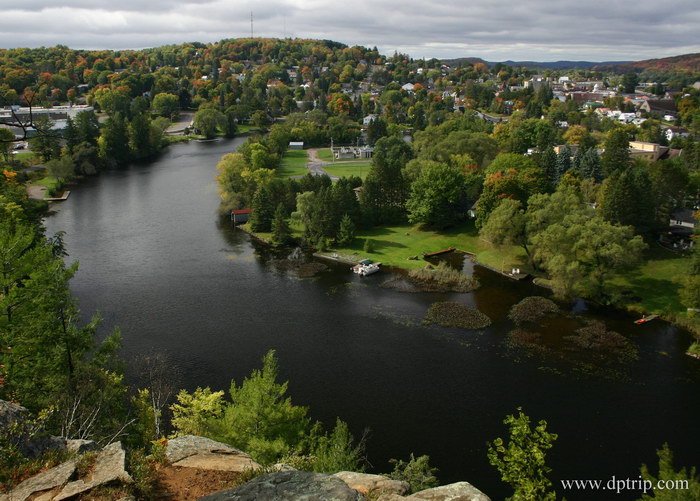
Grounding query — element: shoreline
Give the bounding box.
[235,223,700,339]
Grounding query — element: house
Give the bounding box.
[363,114,379,126]
[639,99,676,117]
[231,208,253,225]
[629,141,669,162]
[665,126,690,142]
[401,83,415,92]
[665,208,697,249]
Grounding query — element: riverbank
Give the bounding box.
[237,219,700,338]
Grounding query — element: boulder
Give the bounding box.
[166,435,260,472]
[198,470,365,501]
[54,442,133,500]
[64,439,99,454]
[5,459,76,501]
[334,471,409,496]
[406,482,491,501]
[0,400,64,459]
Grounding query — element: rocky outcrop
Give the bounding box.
[334,471,409,497]
[198,470,366,500]
[404,481,491,501]
[53,442,133,500]
[166,435,260,472]
[2,460,76,501]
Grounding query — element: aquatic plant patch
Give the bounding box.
[508,296,559,325]
[423,302,491,329]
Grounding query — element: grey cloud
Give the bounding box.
[0,0,699,60]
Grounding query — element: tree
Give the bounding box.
[309,418,366,474]
[336,214,356,246]
[98,113,131,166]
[639,443,700,500]
[601,128,631,177]
[578,148,603,182]
[45,154,75,183]
[194,108,224,139]
[621,72,639,94]
[389,454,439,493]
[0,128,17,163]
[361,136,412,225]
[532,213,646,299]
[480,198,531,263]
[487,408,558,501]
[406,162,467,229]
[366,117,388,145]
[599,166,655,236]
[250,185,275,232]
[208,350,311,464]
[151,92,180,119]
[271,204,293,246]
[30,116,60,161]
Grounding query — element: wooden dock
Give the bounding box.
[423,247,456,258]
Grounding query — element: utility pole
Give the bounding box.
[250,11,254,38]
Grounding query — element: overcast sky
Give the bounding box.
[1,0,699,62]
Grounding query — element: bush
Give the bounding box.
[688,341,700,359]
[128,448,161,500]
[388,453,439,493]
[408,262,479,293]
[424,302,491,329]
[363,238,375,253]
[565,320,638,362]
[508,297,559,325]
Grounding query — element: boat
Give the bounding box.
[634,314,658,325]
[352,259,381,276]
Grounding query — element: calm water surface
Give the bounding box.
[45,138,700,500]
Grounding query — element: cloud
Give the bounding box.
[0,0,698,61]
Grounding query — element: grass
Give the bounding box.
[12,151,40,165]
[329,221,527,271]
[237,125,260,134]
[612,244,689,315]
[34,176,61,194]
[322,161,372,180]
[277,149,309,178]
[317,148,371,162]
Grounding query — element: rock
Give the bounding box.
[6,459,76,501]
[166,435,260,472]
[406,482,491,501]
[0,400,64,459]
[272,463,297,472]
[54,442,133,501]
[64,439,99,454]
[198,470,365,501]
[334,471,409,496]
[376,495,407,501]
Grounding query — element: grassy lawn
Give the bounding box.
[322,161,372,180]
[237,125,260,134]
[12,151,40,165]
[612,244,689,315]
[277,149,309,178]
[317,148,372,163]
[330,221,527,270]
[34,175,61,194]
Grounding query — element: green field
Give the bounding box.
[12,151,40,165]
[329,221,527,270]
[612,244,689,315]
[322,161,372,180]
[277,149,309,178]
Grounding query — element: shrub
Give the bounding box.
[688,342,700,359]
[424,302,491,329]
[388,453,439,493]
[363,238,375,253]
[565,320,638,362]
[508,297,559,325]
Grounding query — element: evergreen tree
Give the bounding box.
[74,110,100,146]
[599,166,655,236]
[579,148,603,182]
[601,128,631,177]
[366,117,388,146]
[30,116,60,161]
[63,116,79,153]
[271,204,292,246]
[555,145,573,183]
[99,113,131,166]
[250,185,275,232]
[336,214,355,246]
[538,147,558,186]
[129,113,153,159]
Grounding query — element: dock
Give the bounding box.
[423,248,456,258]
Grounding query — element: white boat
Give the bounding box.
[352,259,381,276]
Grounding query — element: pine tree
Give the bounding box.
[601,128,631,177]
[250,185,275,232]
[271,204,292,246]
[579,148,603,182]
[538,147,558,186]
[336,214,356,246]
[555,145,572,183]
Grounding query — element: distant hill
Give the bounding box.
[441,53,700,73]
[593,53,700,73]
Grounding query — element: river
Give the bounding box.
[44,138,700,500]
